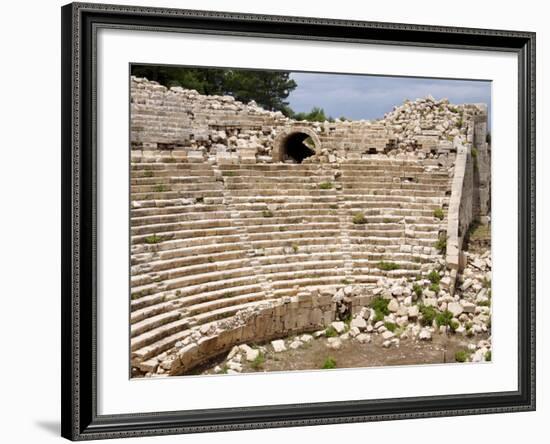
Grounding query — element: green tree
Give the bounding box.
[294,107,333,122]
[131,66,297,113]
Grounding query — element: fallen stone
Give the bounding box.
[327,337,342,350]
[289,340,303,350]
[388,299,399,312]
[382,330,395,340]
[271,339,286,353]
[351,316,367,330]
[331,321,346,334]
[447,302,464,317]
[356,333,371,344]
[300,334,313,343]
[419,328,432,340]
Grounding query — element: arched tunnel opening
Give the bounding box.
[282,132,316,163]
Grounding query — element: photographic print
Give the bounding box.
[129,65,492,378]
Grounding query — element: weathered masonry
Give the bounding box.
[129,76,490,376]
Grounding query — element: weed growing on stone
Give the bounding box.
[377,261,400,271]
[455,350,471,363]
[435,236,447,254]
[324,326,338,338]
[251,352,266,370]
[419,304,438,326]
[384,322,397,332]
[428,270,441,285]
[144,234,162,244]
[433,207,445,220]
[413,282,423,298]
[321,357,337,369]
[262,210,274,218]
[435,310,453,328]
[352,212,367,224]
[319,181,333,190]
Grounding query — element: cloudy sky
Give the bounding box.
[287,72,491,121]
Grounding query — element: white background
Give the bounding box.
[98,29,518,415]
[0,0,546,442]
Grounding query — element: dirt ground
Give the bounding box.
[196,331,489,376]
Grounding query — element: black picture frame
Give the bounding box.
[61,2,536,440]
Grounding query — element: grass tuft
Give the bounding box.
[321,357,337,369]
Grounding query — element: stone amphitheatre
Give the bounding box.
[129,76,492,377]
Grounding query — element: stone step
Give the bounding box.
[243,222,341,234]
[132,226,239,245]
[261,259,344,275]
[191,300,268,326]
[131,282,264,316]
[131,258,250,287]
[246,229,340,243]
[186,292,267,317]
[131,317,191,353]
[346,227,440,238]
[131,311,182,338]
[256,252,344,265]
[135,234,243,254]
[131,268,258,298]
[348,235,438,248]
[131,204,227,218]
[131,210,232,227]
[131,190,224,200]
[131,218,234,236]
[134,250,247,273]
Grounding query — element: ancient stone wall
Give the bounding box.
[139,288,371,375]
[130,76,487,166]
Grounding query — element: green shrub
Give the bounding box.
[322,357,337,369]
[153,184,168,193]
[224,171,236,177]
[413,283,423,298]
[251,352,266,370]
[377,261,400,271]
[319,181,333,190]
[433,208,445,220]
[384,322,397,332]
[449,320,460,332]
[435,237,447,254]
[369,297,390,316]
[143,170,154,178]
[324,326,338,338]
[429,282,440,294]
[262,210,274,218]
[144,234,162,244]
[455,350,470,363]
[485,351,492,361]
[428,270,441,285]
[456,118,463,129]
[292,244,299,253]
[383,218,392,223]
[471,147,479,158]
[435,310,453,327]
[352,212,367,224]
[419,304,438,326]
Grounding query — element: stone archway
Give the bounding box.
[272,127,321,163]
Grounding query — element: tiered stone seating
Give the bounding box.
[220,164,347,298]
[129,158,451,373]
[130,162,266,366]
[340,160,449,281]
